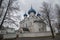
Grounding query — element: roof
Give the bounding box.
[24,13,27,17]
[37,13,41,16]
[28,6,36,14]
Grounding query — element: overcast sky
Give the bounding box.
[17,0,60,21]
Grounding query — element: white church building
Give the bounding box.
[19,6,58,34]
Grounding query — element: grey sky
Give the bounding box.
[18,0,60,21]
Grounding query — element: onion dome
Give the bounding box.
[24,14,27,17]
[28,6,36,14]
[37,13,41,16]
[24,12,27,17]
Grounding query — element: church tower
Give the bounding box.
[24,12,27,19]
[28,6,36,17]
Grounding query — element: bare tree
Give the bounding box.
[5,0,20,28]
[3,0,20,29]
[40,2,54,38]
[0,0,11,29]
[0,0,20,29]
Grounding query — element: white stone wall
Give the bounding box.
[20,15,47,32]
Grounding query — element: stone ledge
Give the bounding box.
[3,31,56,39]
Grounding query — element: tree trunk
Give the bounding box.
[0,0,3,7]
[0,0,10,29]
[47,12,55,38]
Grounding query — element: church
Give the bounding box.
[19,6,48,33]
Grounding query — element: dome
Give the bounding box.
[24,13,27,17]
[37,13,41,16]
[28,6,36,14]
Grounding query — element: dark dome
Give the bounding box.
[28,6,36,14]
[37,13,41,16]
[24,13,27,17]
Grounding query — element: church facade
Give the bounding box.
[19,6,47,33]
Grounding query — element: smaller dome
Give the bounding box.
[28,6,36,14]
[24,13,27,17]
[37,13,41,16]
